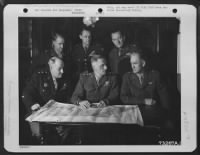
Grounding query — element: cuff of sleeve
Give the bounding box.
[75,99,80,105]
[101,99,109,105]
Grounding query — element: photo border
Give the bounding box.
[3,3,197,153]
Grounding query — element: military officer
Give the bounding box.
[32,32,71,81]
[120,47,172,128]
[22,57,71,144]
[71,54,119,109]
[71,27,104,88]
[32,32,65,70]
[109,30,132,78]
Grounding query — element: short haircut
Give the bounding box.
[127,45,145,60]
[48,56,63,66]
[80,26,92,35]
[110,28,124,37]
[51,32,64,41]
[90,54,106,64]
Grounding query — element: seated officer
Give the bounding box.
[71,54,119,109]
[22,56,71,144]
[120,47,173,131]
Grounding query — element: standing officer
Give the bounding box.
[71,27,104,88]
[71,54,119,109]
[120,47,173,130]
[109,29,132,78]
[22,57,71,144]
[33,32,65,71]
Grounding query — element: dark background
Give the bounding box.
[0,0,199,154]
[18,17,180,145]
[18,17,179,85]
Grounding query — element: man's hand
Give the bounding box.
[31,103,40,111]
[78,100,91,109]
[92,101,106,108]
[144,98,156,106]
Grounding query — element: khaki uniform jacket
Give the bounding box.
[71,73,119,105]
[72,43,104,75]
[120,70,170,110]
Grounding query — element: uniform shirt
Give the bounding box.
[109,45,132,76]
[72,43,104,75]
[120,70,170,110]
[71,73,119,105]
[22,67,71,113]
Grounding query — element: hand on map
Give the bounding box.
[91,101,106,108]
[31,103,40,111]
[79,100,91,109]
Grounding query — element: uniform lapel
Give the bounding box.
[98,75,108,88]
[48,71,56,93]
[130,73,141,88]
[56,78,63,91]
[91,73,99,88]
[141,71,148,88]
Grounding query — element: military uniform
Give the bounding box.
[32,49,60,70]
[32,49,71,80]
[71,72,119,105]
[109,45,132,77]
[22,66,71,113]
[71,43,104,82]
[120,70,170,126]
[22,66,71,144]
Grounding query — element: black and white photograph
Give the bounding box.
[3,4,197,153]
[18,17,181,145]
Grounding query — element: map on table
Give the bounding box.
[26,100,144,126]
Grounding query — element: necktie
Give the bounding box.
[118,48,122,56]
[84,46,88,53]
[138,74,144,85]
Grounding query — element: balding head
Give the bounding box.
[130,52,145,74]
[48,57,64,79]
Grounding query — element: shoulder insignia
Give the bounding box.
[37,69,48,75]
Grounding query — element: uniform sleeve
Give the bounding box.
[154,71,170,110]
[120,74,144,105]
[70,75,85,105]
[108,50,113,72]
[22,73,41,113]
[101,75,119,105]
[71,45,81,79]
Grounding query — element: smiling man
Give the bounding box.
[71,54,119,109]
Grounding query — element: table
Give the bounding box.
[26,100,144,125]
[26,100,144,144]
